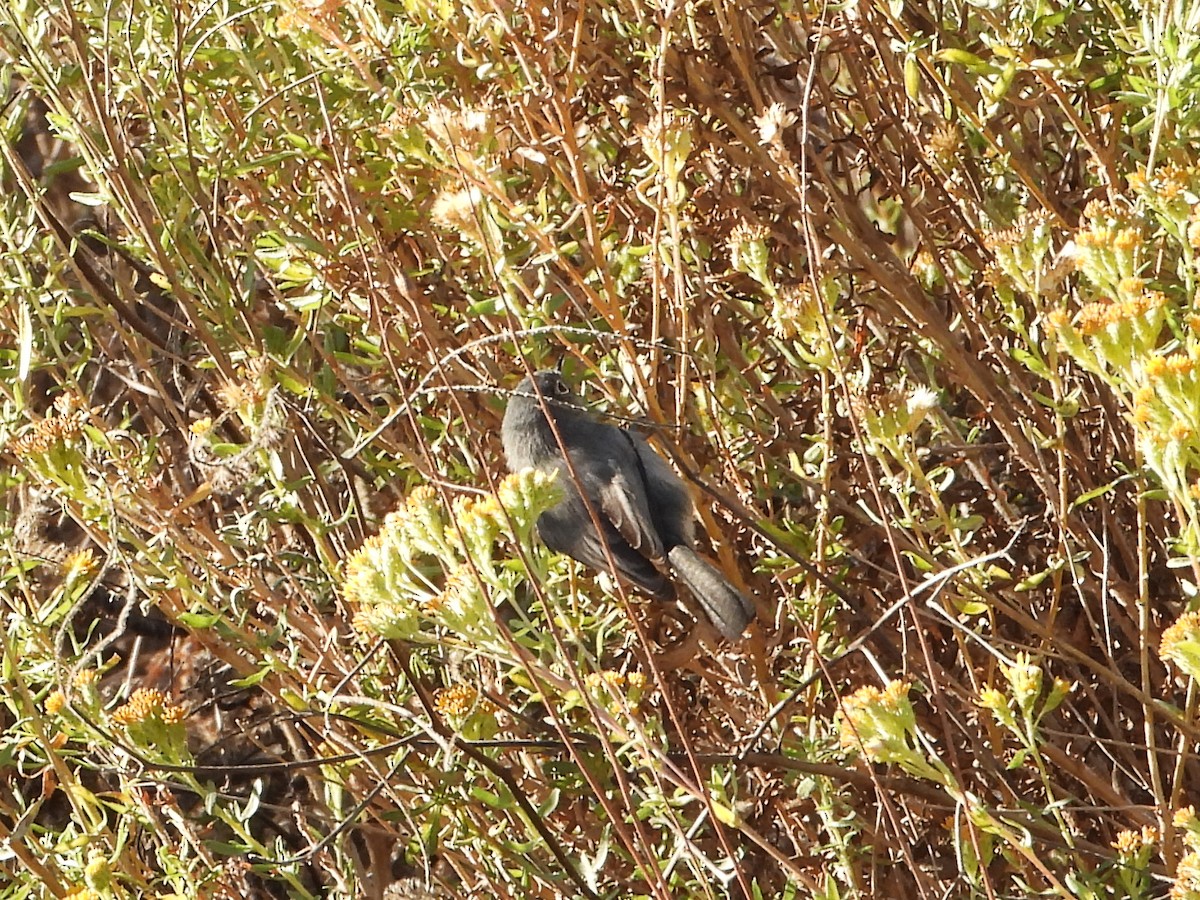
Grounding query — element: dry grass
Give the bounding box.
[2,0,1200,897]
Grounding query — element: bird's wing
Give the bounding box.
[576,521,671,597]
[538,502,671,598]
[598,469,666,565]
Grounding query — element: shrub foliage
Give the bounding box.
[3,0,1200,896]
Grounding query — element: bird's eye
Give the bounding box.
[554,379,570,396]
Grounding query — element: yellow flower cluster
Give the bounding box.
[1161,610,1200,679]
[1093,337,1200,501]
[1075,225,1142,254]
[1129,162,1193,204]
[343,500,435,640]
[111,688,186,726]
[838,680,959,788]
[1066,201,1145,299]
[1050,163,1200,598]
[1050,286,1167,384]
[433,682,499,740]
[1073,290,1166,336]
[110,688,190,761]
[584,669,649,714]
[451,494,503,559]
[346,471,561,641]
[838,680,913,754]
[84,850,112,892]
[434,682,497,720]
[62,549,100,582]
[1002,653,1042,709]
[977,657,1070,741]
[583,670,648,691]
[1111,825,1157,856]
[1172,805,1200,898]
[1174,851,1200,900]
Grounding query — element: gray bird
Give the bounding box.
[501,369,755,641]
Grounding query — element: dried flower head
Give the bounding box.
[277,0,345,32]
[906,385,941,420]
[217,373,267,413]
[10,401,91,456]
[637,110,694,183]
[754,103,797,146]
[769,282,815,341]
[426,103,493,145]
[431,186,483,236]
[727,221,773,291]
[928,123,961,162]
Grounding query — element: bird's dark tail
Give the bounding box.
[666,546,755,641]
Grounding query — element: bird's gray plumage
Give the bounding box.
[501,370,755,640]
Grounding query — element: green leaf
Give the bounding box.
[710,800,741,826]
[177,610,223,628]
[905,56,922,99]
[470,785,508,808]
[1011,347,1050,379]
[67,191,107,207]
[1071,477,1126,509]
[955,599,991,616]
[935,48,999,74]
[230,666,272,689]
